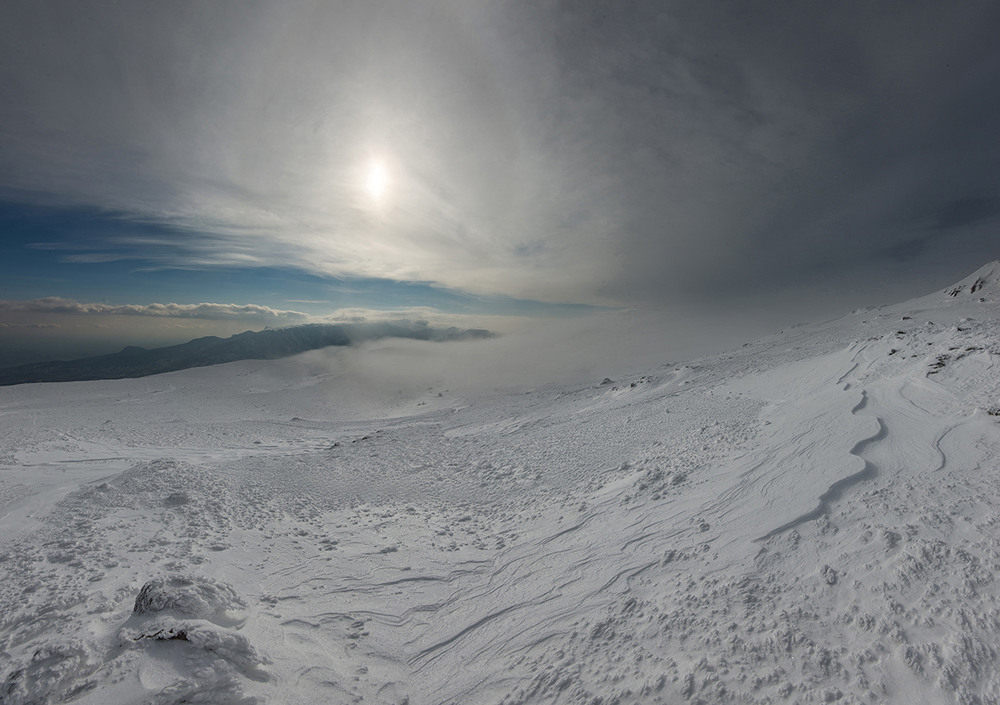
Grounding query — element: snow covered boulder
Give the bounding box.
[132,576,248,628]
[122,576,270,694]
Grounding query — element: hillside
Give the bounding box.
[1,262,999,704]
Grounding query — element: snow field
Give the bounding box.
[2,262,1000,703]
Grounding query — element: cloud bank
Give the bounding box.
[0,298,310,322]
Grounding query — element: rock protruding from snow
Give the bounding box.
[120,576,270,700]
[942,259,1000,298]
[132,576,249,627]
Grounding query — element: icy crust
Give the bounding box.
[2,265,1000,703]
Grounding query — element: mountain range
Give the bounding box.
[0,322,491,386]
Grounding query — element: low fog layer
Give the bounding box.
[284,307,779,399]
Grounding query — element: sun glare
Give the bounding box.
[365,160,389,202]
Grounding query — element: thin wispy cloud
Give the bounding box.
[0,321,59,329]
[0,298,310,323]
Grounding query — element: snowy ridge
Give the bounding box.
[2,265,1000,704]
[942,259,1000,299]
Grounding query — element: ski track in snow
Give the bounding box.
[3,264,1000,704]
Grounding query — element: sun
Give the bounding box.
[365,159,390,202]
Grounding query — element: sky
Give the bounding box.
[1,1,999,367]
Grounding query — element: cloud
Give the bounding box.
[283,305,776,403]
[315,306,546,335]
[932,197,1000,231]
[0,298,310,323]
[1,1,999,311]
[0,321,59,329]
[61,253,143,264]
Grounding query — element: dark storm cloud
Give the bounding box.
[525,1,1000,303]
[932,197,1000,231]
[1,1,998,312]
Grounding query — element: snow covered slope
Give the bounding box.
[2,262,1000,704]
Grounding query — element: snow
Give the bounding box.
[2,261,1000,704]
